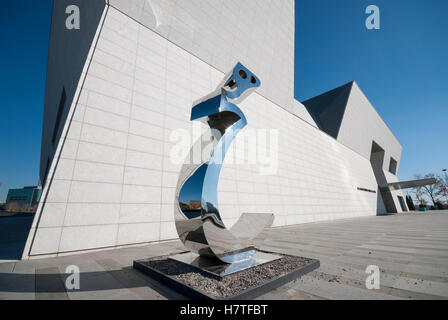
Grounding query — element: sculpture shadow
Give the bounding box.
[0,267,185,299]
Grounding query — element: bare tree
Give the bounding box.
[412,173,446,207]
[414,187,428,207]
[439,171,448,201]
[439,176,448,203]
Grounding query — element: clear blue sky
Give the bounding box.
[0,0,446,202]
[295,0,447,184]
[0,0,53,202]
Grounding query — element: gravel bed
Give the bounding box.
[140,252,312,299]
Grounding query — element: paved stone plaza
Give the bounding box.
[1,211,447,300]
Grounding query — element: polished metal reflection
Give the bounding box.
[170,251,282,277]
[175,62,274,263]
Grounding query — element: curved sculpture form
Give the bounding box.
[175,63,274,262]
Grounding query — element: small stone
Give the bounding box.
[141,252,312,299]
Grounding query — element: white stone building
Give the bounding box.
[24,0,414,258]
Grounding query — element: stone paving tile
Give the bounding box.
[0,211,448,300]
[330,255,448,278]
[0,262,15,273]
[257,285,325,300]
[286,274,403,300]
[58,260,140,300]
[95,258,167,300]
[348,247,448,265]
[35,267,69,300]
[312,264,447,299]
[0,264,35,300]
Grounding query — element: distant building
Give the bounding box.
[189,201,202,210]
[6,186,42,211]
[179,201,201,212]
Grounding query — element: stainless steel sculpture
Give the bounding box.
[174,63,280,274]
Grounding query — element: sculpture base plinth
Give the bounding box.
[133,250,320,300]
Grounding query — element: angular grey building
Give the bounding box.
[24,0,417,258]
[303,81,408,214]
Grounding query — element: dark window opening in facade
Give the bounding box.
[398,196,408,212]
[357,187,376,193]
[52,87,67,145]
[389,157,397,175]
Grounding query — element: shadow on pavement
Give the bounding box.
[0,267,185,299]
